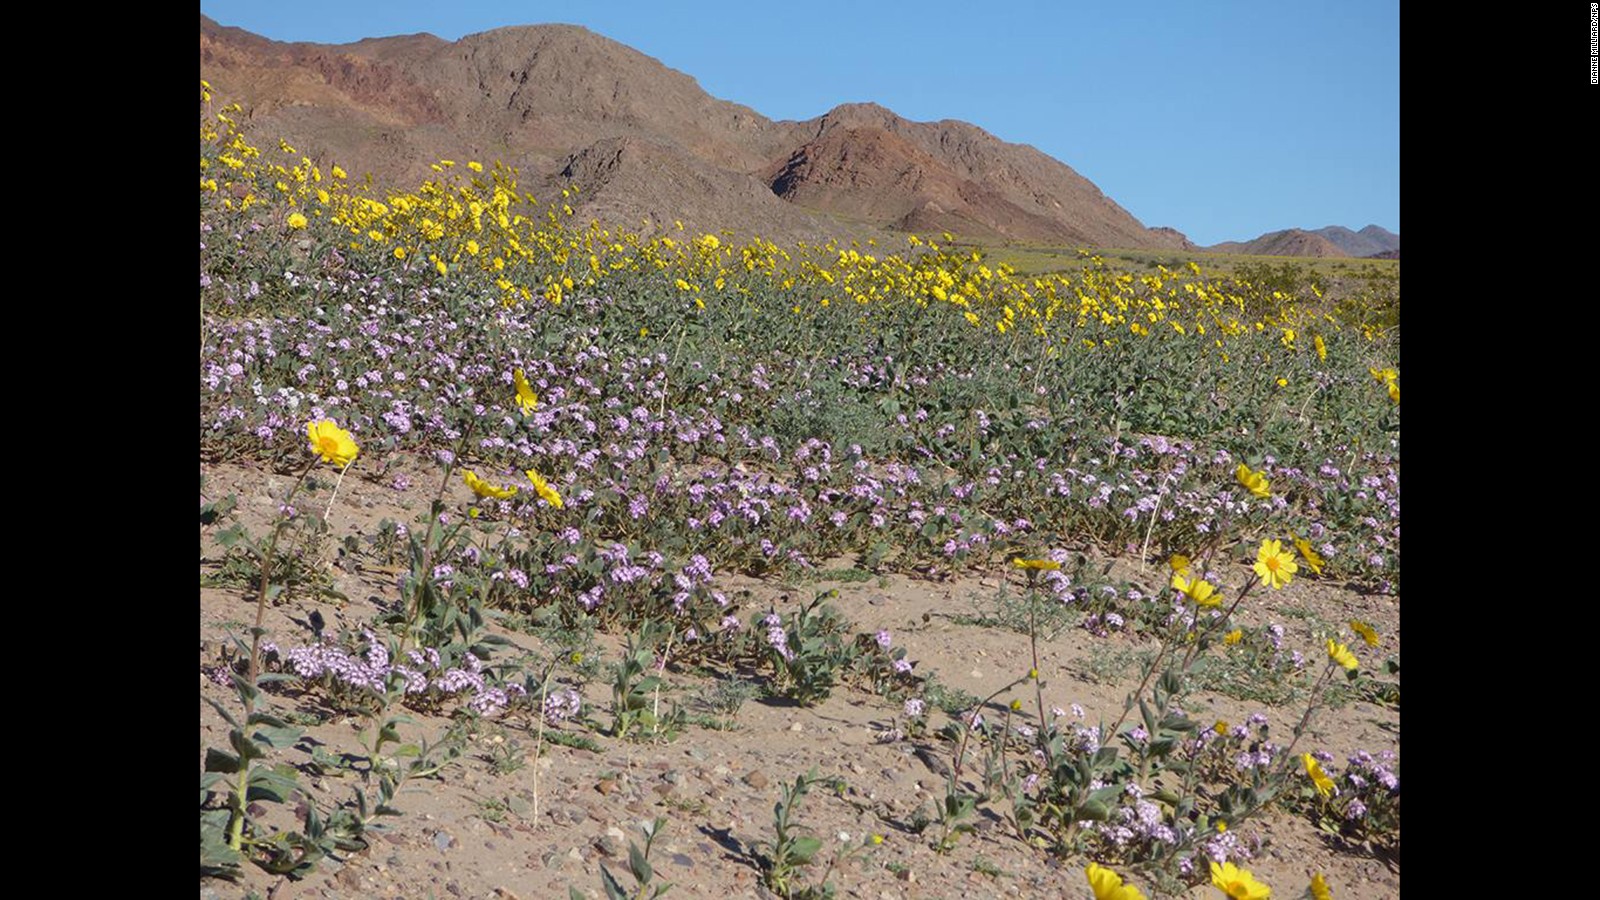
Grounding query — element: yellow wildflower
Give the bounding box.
[1172,574,1221,607]
[1235,464,1270,499]
[1169,554,1192,574]
[513,368,538,415]
[527,469,564,509]
[1303,753,1335,798]
[1291,534,1325,575]
[1350,620,1379,647]
[1310,873,1332,900]
[286,212,308,230]
[1086,863,1147,900]
[1253,540,1297,590]
[1210,861,1271,900]
[1326,639,1359,671]
[1223,629,1243,645]
[463,470,518,501]
[1012,558,1061,571]
[306,420,358,467]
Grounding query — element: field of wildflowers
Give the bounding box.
[200,85,1398,898]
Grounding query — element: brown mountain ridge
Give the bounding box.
[200,16,1195,249]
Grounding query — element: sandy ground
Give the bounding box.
[201,460,1398,900]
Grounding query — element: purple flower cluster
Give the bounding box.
[279,632,522,716]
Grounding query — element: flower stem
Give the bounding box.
[245,460,315,689]
[231,458,315,851]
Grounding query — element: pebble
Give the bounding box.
[742,770,770,789]
[432,830,456,852]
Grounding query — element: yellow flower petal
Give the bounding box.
[1303,753,1336,798]
[1326,639,1359,671]
[463,470,517,501]
[513,368,539,415]
[527,469,564,509]
[1210,861,1271,900]
[1253,539,1298,590]
[306,420,358,467]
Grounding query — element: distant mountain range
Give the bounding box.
[200,16,1201,248]
[200,16,1391,257]
[1208,225,1399,259]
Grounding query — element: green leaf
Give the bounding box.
[1159,713,1196,732]
[789,836,822,864]
[203,696,242,730]
[1075,798,1110,821]
[229,729,265,764]
[252,724,305,750]
[1138,698,1156,736]
[628,841,652,884]
[205,748,242,774]
[1086,784,1123,806]
[600,864,630,900]
[246,765,300,804]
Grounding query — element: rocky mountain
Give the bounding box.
[200,15,1191,248]
[1310,225,1400,257]
[1208,224,1398,258]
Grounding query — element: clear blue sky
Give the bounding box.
[200,0,1399,246]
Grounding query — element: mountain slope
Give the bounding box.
[200,16,1188,248]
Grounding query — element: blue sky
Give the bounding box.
[200,1,1399,246]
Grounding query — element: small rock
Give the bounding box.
[432,830,456,852]
[742,770,770,789]
[789,722,804,732]
[495,888,523,900]
[596,778,618,795]
[670,853,693,869]
[595,835,621,857]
